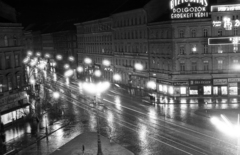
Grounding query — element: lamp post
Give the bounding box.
[84,57,92,81]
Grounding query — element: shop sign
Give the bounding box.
[213,79,227,85]
[208,37,240,45]
[229,83,238,87]
[228,78,240,82]
[157,80,172,85]
[0,91,27,105]
[170,0,209,19]
[189,80,212,85]
[173,81,189,86]
[211,4,240,12]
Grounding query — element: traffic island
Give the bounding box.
[51,132,134,155]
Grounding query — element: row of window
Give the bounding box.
[114,15,146,27]
[83,23,112,33]
[151,60,172,71]
[0,53,20,70]
[149,29,172,39]
[79,35,112,43]
[0,74,21,93]
[1,35,19,47]
[179,28,208,38]
[114,43,148,54]
[178,44,208,55]
[85,44,112,54]
[115,59,148,69]
[216,28,238,36]
[114,30,147,40]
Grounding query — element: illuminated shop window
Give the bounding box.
[221,86,228,95]
[180,87,186,95]
[213,87,218,95]
[229,85,238,95]
[159,84,163,92]
[169,86,174,95]
[233,44,238,52]
[204,86,212,95]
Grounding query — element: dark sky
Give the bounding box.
[2,0,134,26]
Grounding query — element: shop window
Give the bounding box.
[229,84,238,95]
[233,44,238,53]
[159,84,163,92]
[204,86,212,95]
[213,87,218,95]
[189,87,198,95]
[204,61,209,71]
[218,60,223,70]
[221,86,228,95]
[163,85,167,93]
[169,86,174,95]
[180,87,187,95]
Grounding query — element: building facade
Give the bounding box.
[0,23,29,125]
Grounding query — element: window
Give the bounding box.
[179,30,184,38]
[7,75,12,91]
[16,75,21,88]
[191,29,196,37]
[192,62,197,71]
[4,35,8,46]
[5,55,11,68]
[218,60,223,70]
[204,61,209,71]
[234,44,238,53]
[179,46,185,55]
[14,54,19,67]
[13,36,17,46]
[234,28,238,36]
[192,45,197,53]
[218,46,223,53]
[0,76,2,93]
[218,29,222,36]
[203,29,208,37]
[203,44,208,54]
[180,62,185,71]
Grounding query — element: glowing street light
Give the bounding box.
[113,73,121,81]
[94,70,102,77]
[134,63,143,71]
[84,57,92,64]
[29,78,35,84]
[53,92,60,99]
[45,53,50,58]
[36,52,41,57]
[23,57,30,64]
[103,60,111,66]
[64,69,74,77]
[69,56,74,62]
[77,66,84,73]
[27,51,33,56]
[56,54,62,60]
[64,64,70,69]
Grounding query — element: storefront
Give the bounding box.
[173,81,189,96]
[189,79,212,96]
[157,80,173,95]
[213,79,228,96]
[0,91,29,125]
[228,78,240,96]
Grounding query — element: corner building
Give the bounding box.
[76,0,240,97]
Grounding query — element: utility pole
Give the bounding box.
[95,96,103,155]
[0,110,3,155]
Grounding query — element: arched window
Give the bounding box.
[13,36,17,46]
[7,75,12,91]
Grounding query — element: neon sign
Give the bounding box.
[170,0,209,19]
[208,37,240,45]
[212,20,240,29]
[211,4,240,12]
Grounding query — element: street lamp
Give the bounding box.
[134,63,143,71]
[77,66,84,73]
[56,54,62,60]
[36,52,41,57]
[45,53,50,59]
[27,51,33,56]
[113,73,121,82]
[94,70,102,77]
[84,57,92,64]
[68,56,74,62]
[64,64,70,69]
[102,59,110,66]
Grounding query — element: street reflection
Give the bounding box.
[148,108,157,124]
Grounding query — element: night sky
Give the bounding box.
[1,0,147,26]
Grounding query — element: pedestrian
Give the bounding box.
[82,145,85,154]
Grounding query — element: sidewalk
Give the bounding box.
[51,132,134,155]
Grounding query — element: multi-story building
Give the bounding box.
[0,22,29,126]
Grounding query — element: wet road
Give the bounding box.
[5,74,240,155]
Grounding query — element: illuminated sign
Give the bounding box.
[211,4,240,12]
[170,0,209,19]
[212,20,240,30]
[208,37,240,45]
